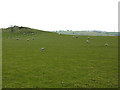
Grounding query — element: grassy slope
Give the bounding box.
[2,28,118,88]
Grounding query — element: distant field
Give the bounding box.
[2,27,118,88]
[56,31,118,36]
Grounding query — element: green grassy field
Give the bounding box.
[2,27,118,88]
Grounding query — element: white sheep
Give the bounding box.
[76,36,78,38]
[32,37,34,40]
[41,48,45,51]
[16,38,19,40]
[105,43,108,46]
[27,39,29,41]
[88,37,90,39]
[86,40,89,43]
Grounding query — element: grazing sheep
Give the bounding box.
[61,81,64,84]
[32,37,34,40]
[16,38,19,40]
[27,39,29,41]
[41,48,45,51]
[73,36,75,38]
[86,40,89,43]
[105,43,108,46]
[61,81,64,86]
[88,37,90,39]
[76,36,78,38]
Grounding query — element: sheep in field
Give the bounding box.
[16,38,19,40]
[76,36,78,38]
[41,48,45,51]
[86,40,89,43]
[27,39,29,41]
[32,37,34,40]
[88,37,90,39]
[105,43,108,46]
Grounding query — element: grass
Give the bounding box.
[2,27,118,88]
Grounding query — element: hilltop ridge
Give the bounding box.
[2,26,45,34]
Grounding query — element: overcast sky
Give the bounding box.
[0,0,119,32]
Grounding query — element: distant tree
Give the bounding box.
[18,26,24,29]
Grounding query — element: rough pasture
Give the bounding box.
[2,28,118,88]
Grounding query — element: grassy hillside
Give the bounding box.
[2,27,118,88]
